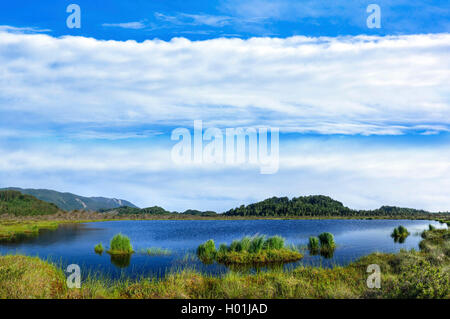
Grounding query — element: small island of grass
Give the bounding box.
[94,243,104,254]
[308,232,336,257]
[391,225,410,242]
[107,233,134,255]
[197,235,303,265]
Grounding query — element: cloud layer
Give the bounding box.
[0,29,449,212]
[0,30,449,135]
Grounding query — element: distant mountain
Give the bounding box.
[1,187,138,212]
[0,190,59,216]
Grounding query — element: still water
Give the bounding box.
[0,219,446,279]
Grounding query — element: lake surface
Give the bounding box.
[0,219,446,279]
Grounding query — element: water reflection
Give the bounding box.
[109,254,132,268]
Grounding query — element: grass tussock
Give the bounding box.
[142,247,172,256]
[107,233,134,255]
[94,243,104,254]
[197,235,303,265]
[391,225,410,242]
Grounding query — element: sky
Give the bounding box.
[0,1,449,212]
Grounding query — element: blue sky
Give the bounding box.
[1,0,449,40]
[0,1,449,212]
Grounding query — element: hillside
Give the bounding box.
[224,195,433,217]
[1,188,138,212]
[0,190,60,216]
[101,206,218,216]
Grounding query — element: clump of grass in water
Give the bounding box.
[308,236,320,254]
[391,226,410,243]
[144,247,172,256]
[318,232,336,249]
[94,243,104,254]
[107,233,134,255]
[199,235,302,265]
[196,239,216,262]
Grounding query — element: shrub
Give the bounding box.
[108,233,133,254]
[197,239,216,261]
[429,224,436,231]
[318,232,335,249]
[264,236,285,250]
[94,243,104,254]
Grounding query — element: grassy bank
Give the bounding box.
[0,228,448,299]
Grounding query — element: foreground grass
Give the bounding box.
[1,228,448,299]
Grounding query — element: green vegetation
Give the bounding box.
[0,255,65,298]
[0,220,59,241]
[0,190,59,216]
[318,232,336,249]
[94,243,104,254]
[107,234,134,255]
[142,247,172,256]
[101,206,218,217]
[198,236,303,265]
[391,226,410,242]
[224,195,435,217]
[196,239,217,262]
[1,228,449,299]
[308,236,320,252]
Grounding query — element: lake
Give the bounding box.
[0,219,446,279]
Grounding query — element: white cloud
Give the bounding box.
[0,30,448,135]
[0,138,449,212]
[0,25,51,33]
[102,21,147,30]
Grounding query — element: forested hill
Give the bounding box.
[223,195,433,217]
[0,187,138,211]
[100,206,217,216]
[0,190,60,216]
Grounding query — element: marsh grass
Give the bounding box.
[318,232,336,249]
[199,235,303,265]
[196,239,216,263]
[0,220,59,241]
[94,243,104,255]
[391,225,410,242]
[107,233,134,255]
[141,247,172,256]
[308,236,320,254]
